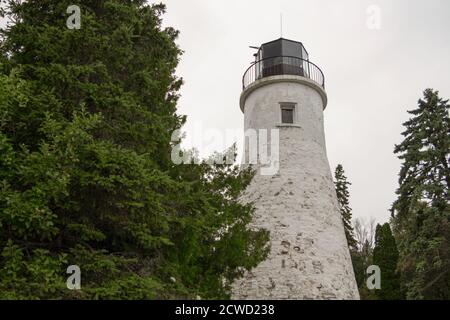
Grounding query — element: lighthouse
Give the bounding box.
[232,38,360,300]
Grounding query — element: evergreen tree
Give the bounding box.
[350,249,372,299]
[334,164,357,250]
[351,218,377,300]
[391,89,450,300]
[0,1,268,299]
[372,223,402,300]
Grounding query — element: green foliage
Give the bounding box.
[0,0,268,299]
[372,223,402,300]
[334,165,372,298]
[391,89,450,300]
[350,250,375,300]
[334,164,357,250]
[0,240,68,299]
[350,218,376,300]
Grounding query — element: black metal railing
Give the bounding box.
[242,56,325,90]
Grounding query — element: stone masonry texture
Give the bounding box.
[231,77,360,300]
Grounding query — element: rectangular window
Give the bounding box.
[280,103,296,124]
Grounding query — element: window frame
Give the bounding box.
[279,102,297,124]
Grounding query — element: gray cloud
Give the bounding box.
[1,1,448,224]
[161,0,450,223]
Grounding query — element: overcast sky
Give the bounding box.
[161,0,450,224]
[1,1,449,224]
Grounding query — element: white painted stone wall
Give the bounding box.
[232,76,360,300]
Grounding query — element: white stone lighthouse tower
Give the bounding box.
[232,38,360,300]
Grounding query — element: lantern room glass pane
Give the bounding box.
[261,40,282,59]
[282,39,302,59]
[257,39,310,79]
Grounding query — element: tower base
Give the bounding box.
[232,127,360,300]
